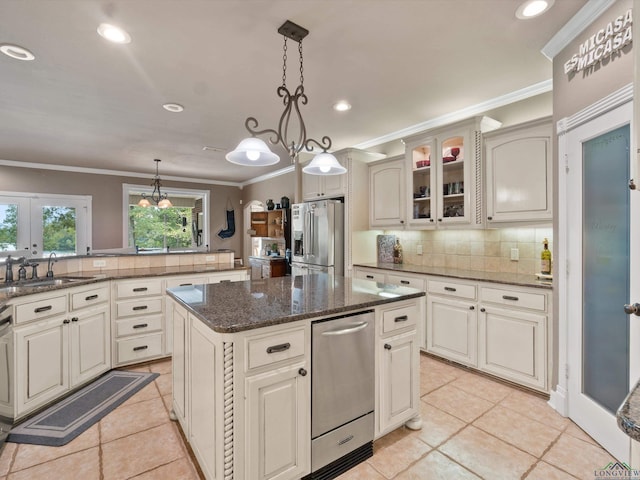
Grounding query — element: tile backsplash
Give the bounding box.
[385,227,553,276]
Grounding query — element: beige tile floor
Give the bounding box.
[0,354,617,479]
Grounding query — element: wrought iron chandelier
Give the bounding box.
[137,159,172,208]
[226,20,346,175]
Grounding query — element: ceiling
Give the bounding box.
[0,0,589,185]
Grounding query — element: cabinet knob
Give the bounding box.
[469,306,475,310]
[298,368,308,377]
[63,319,70,324]
[400,220,404,224]
[429,219,434,223]
[438,218,442,222]
[488,216,493,221]
[480,308,486,313]
[384,343,392,350]
[71,317,78,322]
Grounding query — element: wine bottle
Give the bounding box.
[393,239,403,264]
[541,238,552,275]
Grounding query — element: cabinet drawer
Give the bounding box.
[481,287,546,312]
[15,294,67,324]
[115,314,163,337]
[70,286,109,311]
[116,333,164,364]
[116,298,163,318]
[382,303,418,334]
[115,279,163,299]
[386,274,426,290]
[355,270,386,283]
[246,327,306,371]
[428,280,476,300]
[165,276,210,289]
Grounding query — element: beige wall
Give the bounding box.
[0,165,244,254]
[241,170,295,209]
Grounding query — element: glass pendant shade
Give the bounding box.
[157,197,172,209]
[226,137,280,166]
[302,152,346,175]
[137,196,151,208]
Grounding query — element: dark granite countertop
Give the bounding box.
[249,255,286,261]
[0,264,249,301]
[167,274,425,333]
[617,381,640,441]
[354,263,552,289]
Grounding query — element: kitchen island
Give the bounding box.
[166,274,425,480]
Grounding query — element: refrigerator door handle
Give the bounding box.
[307,210,314,256]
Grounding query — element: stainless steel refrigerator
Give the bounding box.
[291,200,344,276]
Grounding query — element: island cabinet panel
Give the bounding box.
[245,361,309,480]
[375,299,423,438]
[189,318,221,480]
[171,301,188,432]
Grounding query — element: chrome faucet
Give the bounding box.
[46,252,57,278]
[4,256,13,283]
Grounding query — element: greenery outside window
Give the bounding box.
[123,184,209,252]
[0,192,91,258]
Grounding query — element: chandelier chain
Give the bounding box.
[298,40,304,86]
[282,37,288,87]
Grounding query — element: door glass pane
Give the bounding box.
[411,144,432,221]
[42,206,77,256]
[582,124,630,413]
[441,135,464,219]
[0,203,18,251]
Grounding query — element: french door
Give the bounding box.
[563,97,639,462]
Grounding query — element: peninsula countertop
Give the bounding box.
[354,263,552,289]
[0,264,249,302]
[167,274,425,333]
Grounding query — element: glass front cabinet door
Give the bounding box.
[404,117,489,229]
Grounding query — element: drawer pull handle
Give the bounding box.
[444,286,457,292]
[133,323,149,329]
[400,280,410,285]
[179,283,193,286]
[132,305,148,311]
[502,295,519,301]
[35,305,52,313]
[133,345,148,351]
[338,435,354,446]
[133,287,148,292]
[266,342,291,354]
[394,315,409,323]
[85,294,99,301]
[366,275,374,279]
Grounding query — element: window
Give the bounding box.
[0,192,91,258]
[123,184,209,251]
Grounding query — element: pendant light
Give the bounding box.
[138,159,173,208]
[226,20,346,176]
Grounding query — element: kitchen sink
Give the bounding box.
[0,276,91,294]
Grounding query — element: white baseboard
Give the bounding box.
[548,385,568,417]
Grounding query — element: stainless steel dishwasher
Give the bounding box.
[306,310,375,480]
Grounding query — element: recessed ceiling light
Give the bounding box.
[516,0,554,19]
[333,100,352,112]
[0,44,35,61]
[162,103,184,113]
[97,23,131,44]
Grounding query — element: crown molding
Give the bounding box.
[352,80,552,151]
[0,158,242,187]
[241,164,295,187]
[541,0,618,60]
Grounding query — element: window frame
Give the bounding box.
[0,191,92,258]
[122,184,209,251]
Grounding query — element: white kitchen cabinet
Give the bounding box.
[404,117,495,229]
[245,361,310,480]
[302,156,347,200]
[375,299,422,438]
[112,277,165,366]
[15,315,69,416]
[478,284,548,391]
[484,118,552,225]
[69,304,110,387]
[369,156,406,228]
[171,300,189,432]
[426,279,478,367]
[189,316,221,480]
